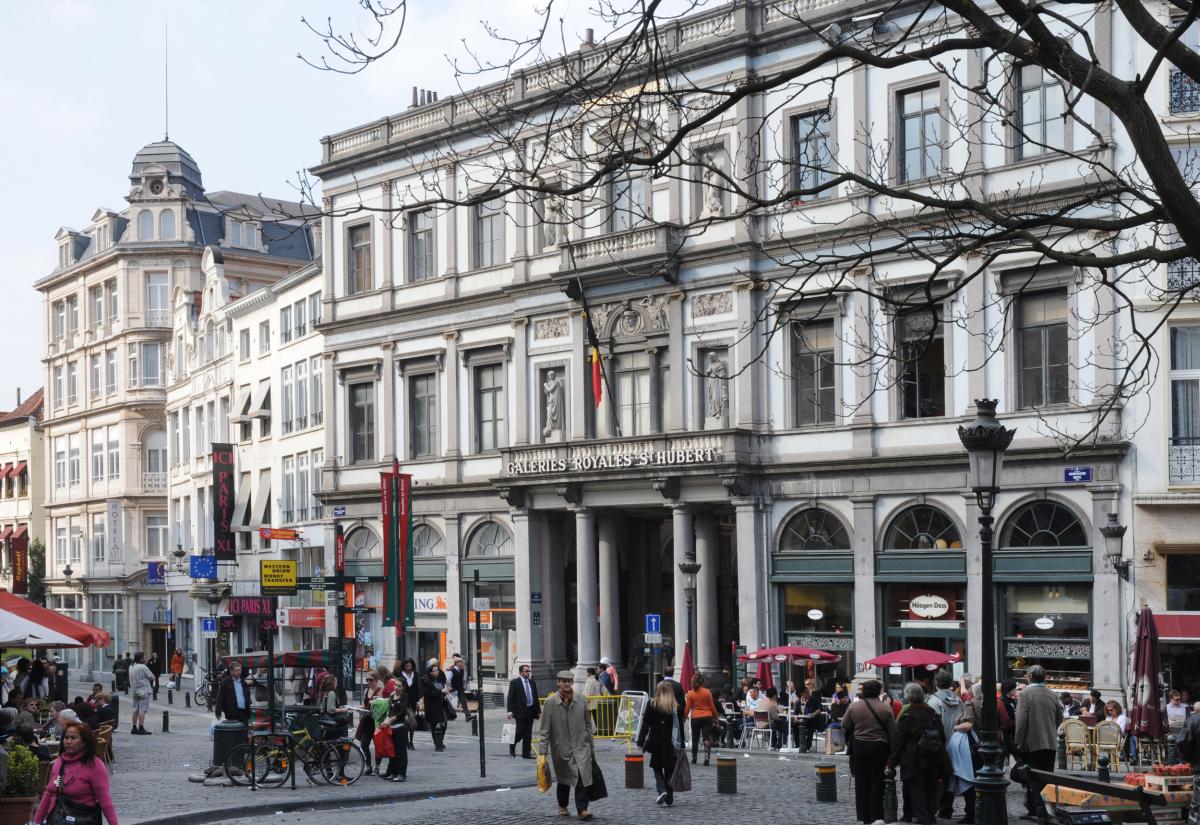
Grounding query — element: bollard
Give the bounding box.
[815,762,837,803]
[185,692,191,708]
[624,754,644,789]
[883,766,898,823]
[162,710,169,733]
[167,690,173,705]
[1097,755,1110,783]
[471,716,478,737]
[124,684,130,696]
[798,718,809,753]
[1056,731,1067,770]
[716,754,737,795]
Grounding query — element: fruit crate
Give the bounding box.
[1141,774,1193,793]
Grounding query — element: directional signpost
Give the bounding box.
[645,613,664,685]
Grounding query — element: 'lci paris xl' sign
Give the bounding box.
[506,444,723,476]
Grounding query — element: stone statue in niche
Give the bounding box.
[542,369,564,440]
[699,154,724,219]
[704,350,729,427]
[543,191,567,248]
[641,294,669,330]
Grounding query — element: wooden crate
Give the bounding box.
[1141,774,1193,793]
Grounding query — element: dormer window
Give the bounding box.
[160,210,176,240]
[137,210,154,241]
[58,243,70,269]
[228,219,258,250]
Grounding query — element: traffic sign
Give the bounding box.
[260,559,298,596]
[471,597,491,612]
[645,632,663,644]
[345,606,376,615]
[259,527,300,541]
[645,613,661,634]
[201,617,217,639]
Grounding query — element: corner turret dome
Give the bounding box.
[129,140,204,197]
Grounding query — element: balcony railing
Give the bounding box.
[1171,68,1200,115]
[146,309,171,327]
[142,472,167,493]
[1168,258,1200,292]
[1170,436,1200,484]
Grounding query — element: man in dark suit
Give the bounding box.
[506,663,541,758]
[215,660,252,726]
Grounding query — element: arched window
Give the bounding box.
[137,210,154,241]
[346,527,380,559]
[412,523,445,557]
[159,210,176,240]
[466,520,513,556]
[144,429,167,474]
[883,505,962,550]
[1000,500,1088,548]
[779,508,850,552]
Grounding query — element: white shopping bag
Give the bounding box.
[501,722,517,744]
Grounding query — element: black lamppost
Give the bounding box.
[678,561,701,658]
[958,399,1015,825]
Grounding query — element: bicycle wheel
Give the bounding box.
[251,743,292,788]
[224,743,270,787]
[195,683,210,705]
[317,739,366,786]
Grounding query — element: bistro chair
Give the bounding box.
[748,710,773,751]
[1093,720,1124,771]
[1059,719,1090,770]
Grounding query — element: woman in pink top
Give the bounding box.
[33,721,118,825]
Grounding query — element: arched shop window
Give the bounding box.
[779,508,851,552]
[346,526,380,559]
[883,505,961,550]
[466,520,513,556]
[1000,500,1088,548]
[412,523,445,557]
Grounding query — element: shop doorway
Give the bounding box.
[149,627,170,671]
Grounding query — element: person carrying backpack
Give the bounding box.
[889,682,949,825]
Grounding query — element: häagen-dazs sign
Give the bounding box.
[506,441,723,477]
[909,594,951,619]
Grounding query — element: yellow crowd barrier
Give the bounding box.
[539,691,647,749]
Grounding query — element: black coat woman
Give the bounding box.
[636,681,684,807]
[420,665,449,751]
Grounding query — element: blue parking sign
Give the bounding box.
[645,613,661,634]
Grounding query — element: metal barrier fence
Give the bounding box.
[539,691,648,749]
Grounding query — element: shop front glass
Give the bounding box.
[471,581,516,680]
[89,593,124,671]
[1002,584,1091,690]
[780,583,854,684]
[884,584,967,660]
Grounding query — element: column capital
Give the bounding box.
[671,502,691,516]
[849,494,875,508]
[732,497,760,511]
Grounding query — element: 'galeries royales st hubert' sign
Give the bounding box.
[503,434,726,477]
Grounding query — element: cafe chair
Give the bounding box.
[1059,718,1090,770]
[748,710,773,751]
[1093,720,1124,771]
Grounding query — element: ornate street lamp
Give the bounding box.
[62,564,85,592]
[958,399,1015,825]
[677,560,701,652]
[1100,512,1129,580]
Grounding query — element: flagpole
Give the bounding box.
[569,268,622,438]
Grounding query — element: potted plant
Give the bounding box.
[1,743,44,825]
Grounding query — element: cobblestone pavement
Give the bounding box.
[84,682,1031,825]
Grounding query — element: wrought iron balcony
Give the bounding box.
[146,309,171,327]
[1172,68,1200,115]
[142,472,167,493]
[1169,436,1200,484]
[1168,258,1200,292]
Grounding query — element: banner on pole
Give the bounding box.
[212,443,236,561]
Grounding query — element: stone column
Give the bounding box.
[443,515,463,658]
[569,311,588,438]
[667,295,686,432]
[598,516,621,666]
[574,508,599,680]
[541,514,568,671]
[512,507,545,667]
[1090,486,1123,697]
[379,181,395,310]
[380,342,396,463]
[672,505,694,651]
[442,331,461,475]
[963,493,983,677]
[734,499,765,650]
[512,318,530,445]
[733,284,756,428]
[851,495,877,671]
[694,512,719,674]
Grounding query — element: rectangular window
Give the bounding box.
[69,516,82,564]
[146,273,169,325]
[296,452,310,521]
[409,373,438,457]
[1169,326,1200,484]
[281,366,294,434]
[146,513,168,558]
[349,382,375,464]
[293,299,307,338]
[1015,64,1065,159]
[66,361,78,404]
[310,448,324,519]
[91,429,104,482]
[1017,292,1070,408]
[239,328,250,362]
[898,307,945,419]
[194,406,205,455]
[259,320,270,353]
[68,434,80,486]
[897,84,942,182]
[791,110,834,198]
[91,513,105,562]
[311,356,324,425]
[280,306,292,344]
[128,346,138,388]
[90,354,101,399]
[105,350,117,394]
[67,296,79,337]
[282,456,295,522]
[409,209,435,281]
[91,286,104,327]
[616,360,652,436]
[309,292,322,326]
[473,200,504,268]
[181,405,191,461]
[54,521,66,566]
[106,279,118,322]
[107,425,120,479]
[347,224,373,294]
[53,301,66,340]
[609,176,649,232]
[53,366,64,409]
[169,411,179,465]
[141,342,161,386]
[54,437,65,488]
[474,363,506,451]
[793,321,837,426]
[295,360,308,429]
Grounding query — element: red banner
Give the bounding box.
[10,533,28,596]
[212,443,236,561]
[334,523,345,573]
[380,472,394,622]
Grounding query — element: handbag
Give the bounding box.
[373,725,396,759]
[536,752,552,793]
[588,754,608,801]
[444,697,457,721]
[669,747,692,792]
[48,762,100,825]
[501,722,517,744]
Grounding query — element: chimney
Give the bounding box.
[412,86,419,107]
[583,28,594,47]
[16,387,20,406]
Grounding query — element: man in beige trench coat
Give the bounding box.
[538,670,596,820]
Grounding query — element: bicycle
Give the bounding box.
[224,715,366,788]
[194,665,225,706]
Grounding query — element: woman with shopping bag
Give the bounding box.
[637,680,688,807]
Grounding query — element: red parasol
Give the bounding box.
[679,640,696,692]
[756,659,774,690]
[1129,607,1165,739]
[863,647,959,669]
[0,589,110,647]
[755,645,840,663]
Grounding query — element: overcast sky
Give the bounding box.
[0,0,611,404]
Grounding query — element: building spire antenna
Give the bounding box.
[163,21,170,141]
